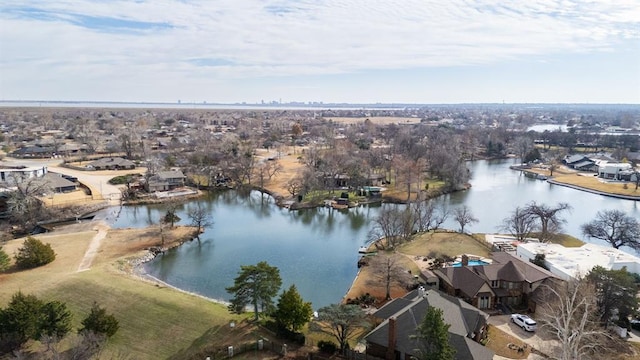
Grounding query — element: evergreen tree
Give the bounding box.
[14,236,56,269]
[79,302,119,338]
[0,292,45,353]
[587,266,638,326]
[39,300,72,339]
[273,284,313,332]
[413,307,455,360]
[0,246,10,272]
[226,261,282,320]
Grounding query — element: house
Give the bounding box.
[563,155,596,171]
[517,242,640,281]
[434,252,558,312]
[364,288,494,360]
[42,173,77,193]
[145,170,186,192]
[86,157,136,171]
[0,166,48,183]
[598,162,633,180]
[11,145,56,158]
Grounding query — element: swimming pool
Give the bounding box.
[451,260,489,267]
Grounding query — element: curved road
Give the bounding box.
[1,157,143,205]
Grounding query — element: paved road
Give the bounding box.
[1,156,133,205]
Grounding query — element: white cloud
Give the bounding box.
[0,0,638,102]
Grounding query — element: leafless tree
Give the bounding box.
[453,205,478,233]
[581,209,640,250]
[499,206,537,240]
[187,203,213,238]
[514,136,534,162]
[69,331,107,360]
[369,206,405,249]
[430,200,450,231]
[537,279,620,360]
[4,175,53,232]
[524,201,572,241]
[254,160,282,190]
[411,199,435,232]
[367,253,414,300]
[286,177,303,197]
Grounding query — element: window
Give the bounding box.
[479,296,491,309]
[491,280,499,288]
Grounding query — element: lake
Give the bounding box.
[106,159,639,309]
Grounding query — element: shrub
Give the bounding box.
[79,302,119,338]
[317,340,338,354]
[0,246,10,271]
[14,237,56,269]
[108,175,134,185]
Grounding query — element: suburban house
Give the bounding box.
[563,154,597,172]
[86,157,136,170]
[11,145,56,158]
[517,242,640,281]
[42,173,77,193]
[145,170,186,192]
[364,288,494,360]
[598,162,634,180]
[434,252,558,313]
[0,166,48,183]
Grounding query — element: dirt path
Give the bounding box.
[77,222,109,272]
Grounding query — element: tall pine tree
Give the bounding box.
[413,307,455,360]
[273,284,313,332]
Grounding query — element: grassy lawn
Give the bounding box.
[548,233,584,247]
[0,226,249,359]
[42,270,243,359]
[398,231,492,259]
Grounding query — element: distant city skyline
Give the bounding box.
[1,1,639,104]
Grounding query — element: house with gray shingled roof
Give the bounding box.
[364,288,493,360]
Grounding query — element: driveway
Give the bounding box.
[489,315,559,358]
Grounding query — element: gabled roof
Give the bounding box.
[491,252,559,283]
[87,157,135,167]
[156,170,185,179]
[366,289,492,360]
[435,267,487,298]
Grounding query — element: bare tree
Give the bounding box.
[514,136,534,162]
[411,199,436,232]
[187,204,213,238]
[524,202,572,241]
[4,175,52,232]
[499,206,537,241]
[537,279,618,360]
[370,206,405,249]
[367,253,414,300]
[430,200,450,231]
[581,209,640,250]
[453,205,478,233]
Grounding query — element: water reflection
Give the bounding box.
[105,159,639,308]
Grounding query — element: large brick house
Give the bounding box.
[434,252,559,312]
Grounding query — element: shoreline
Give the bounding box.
[547,179,640,201]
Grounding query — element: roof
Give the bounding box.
[87,157,135,167]
[435,267,487,298]
[366,289,492,360]
[156,170,185,179]
[517,242,640,280]
[564,154,588,164]
[572,160,595,169]
[42,173,76,190]
[491,252,559,283]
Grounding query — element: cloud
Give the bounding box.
[0,0,638,101]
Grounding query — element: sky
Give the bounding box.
[1,0,639,104]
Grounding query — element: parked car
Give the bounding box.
[511,314,537,332]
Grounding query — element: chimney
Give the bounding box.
[461,254,469,267]
[386,317,397,360]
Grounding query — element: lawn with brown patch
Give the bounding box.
[484,325,530,359]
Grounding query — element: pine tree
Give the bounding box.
[273,284,313,332]
[413,307,455,360]
[226,261,282,320]
[0,246,10,271]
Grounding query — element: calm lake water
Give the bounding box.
[106,159,639,309]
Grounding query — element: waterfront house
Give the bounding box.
[145,170,186,192]
[598,162,633,180]
[364,288,493,360]
[434,252,558,313]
